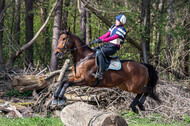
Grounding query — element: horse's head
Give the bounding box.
[55,29,72,59]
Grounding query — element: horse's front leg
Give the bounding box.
[52,80,68,105]
[53,76,86,106]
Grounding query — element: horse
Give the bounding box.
[52,29,161,113]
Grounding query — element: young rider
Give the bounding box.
[91,14,127,79]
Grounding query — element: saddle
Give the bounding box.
[95,50,121,71]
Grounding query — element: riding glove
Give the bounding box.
[91,38,103,44]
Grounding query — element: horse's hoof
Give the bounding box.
[138,104,145,111]
[58,99,66,106]
[130,105,139,114]
[51,99,58,105]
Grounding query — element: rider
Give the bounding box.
[92,14,127,79]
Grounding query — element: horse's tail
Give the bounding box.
[143,63,161,103]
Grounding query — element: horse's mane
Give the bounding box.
[71,33,95,53]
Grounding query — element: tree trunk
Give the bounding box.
[140,0,150,63]
[50,0,63,71]
[78,0,86,43]
[165,0,175,65]
[0,0,5,64]
[60,102,128,126]
[73,0,77,34]
[14,0,20,45]
[181,6,189,76]
[40,0,50,64]
[61,0,70,30]
[25,0,34,65]
[86,4,91,44]
[155,0,164,64]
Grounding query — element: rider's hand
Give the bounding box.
[91,38,103,44]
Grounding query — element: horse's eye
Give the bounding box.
[63,38,66,41]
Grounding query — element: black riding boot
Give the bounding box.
[96,53,105,79]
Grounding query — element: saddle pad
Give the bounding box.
[107,59,121,70]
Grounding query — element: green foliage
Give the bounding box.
[183,115,190,124]
[0,116,63,126]
[5,89,32,97]
[121,111,189,126]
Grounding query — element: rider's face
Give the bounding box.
[115,20,121,26]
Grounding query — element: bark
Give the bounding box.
[165,0,175,65]
[0,0,5,64]
[155,0,164,61]
[61,0,70,30]
[86,4,91,44]
[14,0,20,44]
[181,6,189,76]
[60,102,128,126]
[78,0,87,43]
[140,0,150,63]
[73,0,77,34]
[40,0,50,64]
[25,0,34,65]
[50,0,63,71]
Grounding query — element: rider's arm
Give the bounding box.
[102,34,119,42]
[99,31,111,39]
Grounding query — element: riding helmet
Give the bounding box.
[116,15,126,25]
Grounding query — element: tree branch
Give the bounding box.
[9,1,58,67]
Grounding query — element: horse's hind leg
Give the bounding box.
[130,94,142,114]
[138,93,148,111]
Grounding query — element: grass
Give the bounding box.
[0,116,63,126]
[0,112,189,126]
[121,111,190,126]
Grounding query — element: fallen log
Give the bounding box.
[12,68,71,92]
[60,102,128,126]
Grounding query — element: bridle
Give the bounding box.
[56,34,70,54]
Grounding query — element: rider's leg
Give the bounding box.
[96,52,105,79]
[95,43,119,79]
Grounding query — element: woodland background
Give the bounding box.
[0,0,189,125]
[0,0,189,80]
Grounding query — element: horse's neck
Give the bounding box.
[71,35,94,64]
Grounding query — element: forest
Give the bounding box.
[0,0,189,125]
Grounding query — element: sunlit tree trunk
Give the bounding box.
[86,5,91,44]
[50,0,63,71]
[0,0,5,64]
[25,0,34,65]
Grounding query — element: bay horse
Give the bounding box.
[52,29,161,113]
